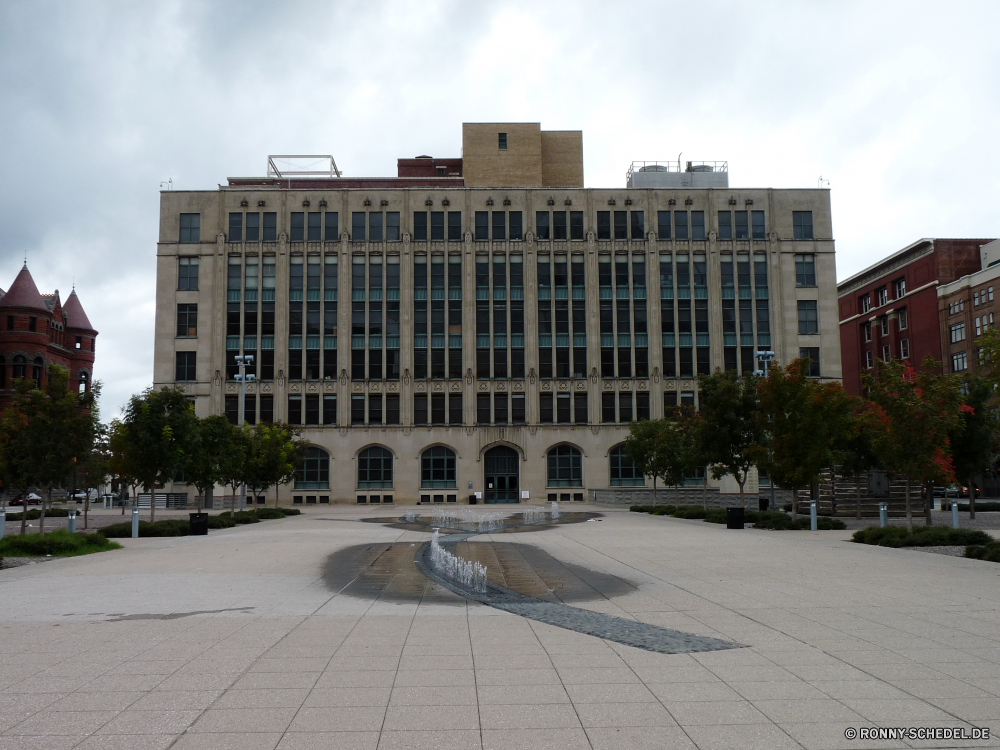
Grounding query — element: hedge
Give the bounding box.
[852,526,993,547]
[629,505,845,530]
[0,529,121,557]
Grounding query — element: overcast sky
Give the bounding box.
[2,0,998,420]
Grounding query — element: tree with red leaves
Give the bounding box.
[863,357,965,531]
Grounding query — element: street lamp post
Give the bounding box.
[755,350,777,510]
[233,354,255,511]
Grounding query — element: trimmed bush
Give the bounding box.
[206,515,236,529]
[852,526,993,547]
[101,519,190,538]
[631,504,846,530]
[754,513,846,530]
[253,507,286,519]
[965,543,1000,562]
[277,507,301,516]
[4,508,73,521]
[952,503,1000,513]
[0,529,121,556]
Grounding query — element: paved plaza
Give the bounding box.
[2,506,1000,750]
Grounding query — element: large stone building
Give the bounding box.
[0,264,97,407]
[154,123,840,506]
[837,238,994,396]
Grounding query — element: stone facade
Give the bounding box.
[154,126,839,506]
[0,264,97,407]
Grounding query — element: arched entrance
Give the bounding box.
[483,446,519,503]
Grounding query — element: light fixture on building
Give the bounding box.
[547,198,555,206]
[728,198,737,206]
[564,198,572,206]
[684,197,693,205]
[380,199,389,207]
[502,197,510,206]
[607,198,616,206]
[424,198,433,206]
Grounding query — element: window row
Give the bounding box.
[864,339,910,369]
[974,287,994,306]
[859,275,906,314]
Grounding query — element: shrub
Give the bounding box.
[230,511,260,525]
[277,507,301,516]
[4,508,73,521]
[753,513,846,530]
[206,515,236,529]
[952,503,1000,513]
[0,529,121,556]
[253,507,286,520]
[101,519,190,538]
[965,543,1000,562]
[852,526,993,547]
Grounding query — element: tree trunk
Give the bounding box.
[39,487,50,535]
[792,487,798,520]
[924,481,933,525]
[703,471,708,511]
[855,471,862,519]
[653,476,657,507]
[969,475,976,520]
[738,475,745,509]
[905,475,913,533]
[830,468,837,516]
[20,489,28,536]
[84,489,90,530]
[147,483,156,522]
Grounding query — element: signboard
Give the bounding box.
[521,490,529,499]
[475,491,482,499]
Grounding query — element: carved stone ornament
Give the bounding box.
[682,380,693,389]
[666,379,676,389]
[369,381,381,392]
[227,384,237,394]
[246,382,256,393]
[340,369,348,386]
[307,383,317,392]
[638,380,648,391]
[558,381,568,390]
[576,380,586,390]
[451,381,461,391]
[465,368,474,385]
[525,230,533,243]
[603,380,613,390]
[402,231,410,243]
[529,368,537,384]
[495,381,506,391]
[528,425,538,436]
[181,384,191,393]
[620,380,631,391]
[416,381,426,392]
[652,366,660,383]
[388,381,398,392]
[433,382,443,391]
[403,368,411,385]
[514,381,523,391]
[262,383,272,392]
[465,231,473,244]
[479,382,488,391]
[708,230,717,242]
[353,382,363,392]
[214,370,222,386]
[324,382,335,392]
[277,370,285,387]
[541,381,551,391]
[590,367,598,384]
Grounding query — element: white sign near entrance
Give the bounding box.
[521,491,529,499]
[475,492,482,499]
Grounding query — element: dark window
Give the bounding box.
[691,211,705,240]
[619,392,633,423]
[260,394,273,422]
[539,393,553,423]
[352,212,365,241]
[296,447,330,489]
[323,395,337,425]
[414,212,428,241]
[509,211,523,241]
[674,211,688,240]
[512,393,525,424]
[308,212,322,241]
[477,393,491,424]
[498,132,507,150]
[225,395,239,424]
[573,393,588,423]
[494,393,508,424]
[246,212,260,242]
[414,394,428,425]
[324,212,339,241]
[601,392,615,423]
[630,211,644,239]
[636,391,650,421]
[735,211,749,239]
[610,445,644,487]
[305,394,320,425]
[431,394,446,425]
[5,315,13,331]
[290,212,305,242]
[448,211,462,240]
[553,211,567,240]
[287,395,302,425]
[751,211,765,239]
[475,211,489,241]
[718,211,732,240]
[657,211,671,240]
[556,393,571,423]
[351,394,365,425]
[386,394,400,425]
[793,211,814,240]
[597,211,611,240]
[176,304,197,337]
[422,446,456,488]
[799,347,820,377]
[614,211,627,240]
[448,393,462,424]
[178,257,199,290]
[492,211,506,241]
[370,212,383,242]
[229,212,243,242]
[262,212,277,241]
[12,355,26,380]
[798,300,819,334]
[28,317,37,333]
[795,254,816,287]
[547,445,582,487]
[368,394,383,425]
[536,212,550,240]
[430,211,444,241]
[570,211,584,240]
[179,213,200,243]
[175,351,196,381]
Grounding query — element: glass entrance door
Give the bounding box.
[484,446,519,503]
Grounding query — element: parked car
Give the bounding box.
[9,493,42,506]
[68,489,98,503]
[960,485,982,498]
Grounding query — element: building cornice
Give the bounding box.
[837,239,934,297]
[838,280,939,326]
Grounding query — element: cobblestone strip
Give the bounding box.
[412,531,744,655]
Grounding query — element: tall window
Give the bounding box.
[498,132,507,150]
[421,446,456,488]
[657,211,671,240]
[537,253,585,379]
[798,300,819,334]
[176,304,197,337]
[547,445,582,487]
[228,212,242,242]
[296,447,330,489]
[476,255,520,380]
[798,347,820,377]
[894,277,906,298]
[952,351,967,372]
[950,322,966,343]
[32,357,42,387]
[415,255,461,380]
[597,253,647,379]
[179,213,200,243]
[358,447,393,488]
[175,352,196,381]
[178,257,199,290]
[12,355,26,380]
[795,254,816,287]
[660,253,675,377]
[859,294,871,314]
[793,211,814,240]
[610,445,644,487]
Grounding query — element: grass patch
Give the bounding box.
[629,505,845,530]
[852,525,993,547]
[964,542,1000,562]
[0,529,121,557]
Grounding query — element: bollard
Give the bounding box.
[952,500,960,529]
[810,501,817,531]
[131,508,139,538]
[879,502,888,527]
[67,510,76,534]
[0,508,5,540]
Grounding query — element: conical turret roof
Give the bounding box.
[63,288,95,331]
[0,264,48,311]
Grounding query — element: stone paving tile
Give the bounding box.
[287,706,387,733]
[474,669,562,686]
[129,690,222,711]
[563,683,658,703]
[647,681,743,702]
[683,723,802,750]
[313,670,397,688]
[780,722,907,750]
[382,704,481,731]
[0,737,86,750]
[275,732,379,750]
[375,729,482,749]
[97,709,202,734]
[211,688,310,709]
[302,687,392,707]
[476,684,570,705]
[74,734,176,750]
[480,727,592,750]
[666,700,772,726]
[750,698,864,723]
[479,703,582,730]
[555,667,641,684]
[389,685,477,706]
[5,709,119,735]
[575,702,677,728]
[585,725,699,750]
[231,672,321,690]
[839,698,955,722]
[170,732,282,750]
[188,707,297,733]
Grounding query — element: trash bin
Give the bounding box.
[758,497,769,512]
[189,513,209,536]
[468,494,477,505]
[726,507,745,529]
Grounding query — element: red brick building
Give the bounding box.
[837,238,992,396]
[0,263,97,406]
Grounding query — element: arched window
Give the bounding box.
[358,446,393,489]
[610,445,645,487]
[547,445,582,487]
[421,446,456,488]
[12,355,26,380]
[295,447,330,489]
[78,370,88,394]
[32,357,43,387]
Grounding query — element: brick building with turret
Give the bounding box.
[0,263,97,407]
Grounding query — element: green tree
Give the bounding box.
[244,422,307,506]
[696,370,766,508]
[950,374,999,520]
[624,416,686,505]
[835,404,882,520]
[108,419,139,515]
[757,359,855,519]
[217,421,250,515]
[117,387,198,521]
[864,358,966,531]
[184,415,234,511]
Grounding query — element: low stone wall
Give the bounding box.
[591,486,795,509]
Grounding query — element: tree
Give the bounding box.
[950,374,999,520]
[117,387,197,521]
[757,359,855,519]
[77,422,110,530]
[108,419,139,516]
[696,370,766,508]
[624,416,687,505]
[864,358,967,531]
[217,422,250,516]
[244,422,307,506]
[184,415,234,511]
[835,405,882,520]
